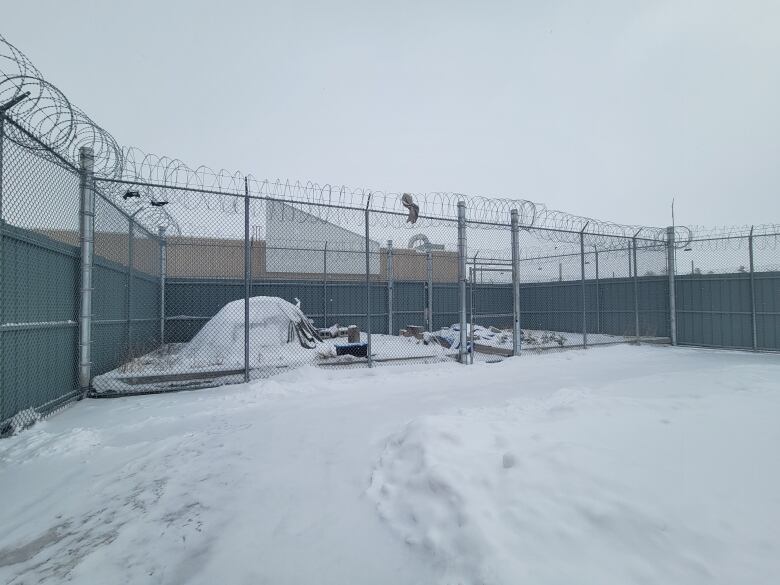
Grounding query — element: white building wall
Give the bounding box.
[265,201,380,274]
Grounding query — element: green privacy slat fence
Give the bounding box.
[91,256,161,377]
[163,275,673,346]
[165,278,394,343]
[469,277,671,338]
[676,272,780,350]
[162,272,780,350]
[2,221,779,432]
[0,223,161,429]
[1,225,80,425]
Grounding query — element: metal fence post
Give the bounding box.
[365,195,373,367]
[457,201,468,363]
[244,177,250,382]
[633,235,640,341]
[158,225,167,346]
[594,245,600,334]
[387,240,394,335]
[666,226,677,345]
[127,217,134,352]
[749,225,757,350]
[580,224,588,347]
[510,208,521,356]
[0,114,5,401]
[323,242,328,327]
[469,263,475,364]
[0,114,5,357]
[78,147,95,394]
[426,248,433,332]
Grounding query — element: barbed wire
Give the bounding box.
[115,147,687,243]
[2,31,773,249]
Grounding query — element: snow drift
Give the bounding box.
[3,347,780,584]
[179,296,321,368]
[368,376,780,584]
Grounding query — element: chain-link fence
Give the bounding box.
[674,232,780,350]
[1,116,83,433]
[2,116,780,434]
[2,108,780,434]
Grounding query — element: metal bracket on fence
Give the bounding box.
[457,201,468,363]
[510,208,521,356]
[666,226,677,345]
[0,92,30,114]
[78,147,95,394]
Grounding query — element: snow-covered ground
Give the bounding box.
[434,323,651,353]
[1,346,779,584]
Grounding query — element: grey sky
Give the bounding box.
[3,0,779,228]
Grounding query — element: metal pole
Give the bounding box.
[387,240,394,335]
[666,226,677,345]
[633,236,640,341]
[365,196,372,367]
[749,226,757,350]
[1,115,5,348]
[0,114,5,400]
[323,242,328,327]
[127,218,134,353]
[244,177,250,382]
[458,201,468,363]
[469,264,475,364]
[594,245,600,334]
[158,226,167,346]
[510,209,521,356]
[78,147,95,394]
[426,248,433,332]
[580,225,588,348]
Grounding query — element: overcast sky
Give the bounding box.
[3,0,779,228]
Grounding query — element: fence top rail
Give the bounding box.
[688,232,780,244]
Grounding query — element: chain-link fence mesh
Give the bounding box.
[674,233,780,350]
[2,109,780,431]
[1,118,81,434]
[753,234,780,350]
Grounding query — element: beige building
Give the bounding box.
[39,230,460,282]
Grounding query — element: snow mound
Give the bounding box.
[179,296,319,368]
[368,390,779,584]
[434,324,568,350]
